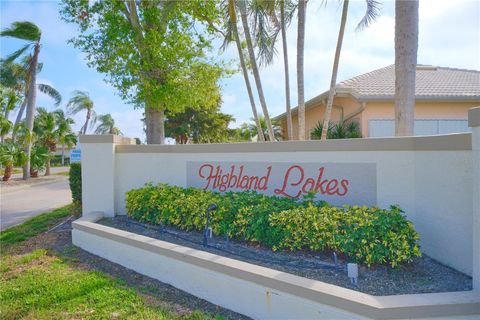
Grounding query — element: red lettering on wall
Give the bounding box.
[198,163,350,199]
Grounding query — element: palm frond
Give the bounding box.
[1,21,41,41]
[5,44,31,63]
[37,83,62,106]
[355,0,381,31]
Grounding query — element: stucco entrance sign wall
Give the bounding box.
[187,161,377,206]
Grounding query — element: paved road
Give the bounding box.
[0,179,71,231]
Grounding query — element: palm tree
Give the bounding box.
[247,115,282,141]
[296,0,306,140]
[66,90,96,135]
[222,0,265,141]
[0,141,27,181]
[1,21,42,180]
[237,0,275,142]
[53,109,76,166]
[279,0,294,140]
[95,113,122,135]
[321,0,380,140]
[395,0,418,136]
[34,108,58,176]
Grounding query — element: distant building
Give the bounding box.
[274,65,480,138]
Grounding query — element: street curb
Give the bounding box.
[1,176,69,194]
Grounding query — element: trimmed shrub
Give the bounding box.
[125,184,421,267]
[69,163,82,203]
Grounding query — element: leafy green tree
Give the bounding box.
[165,106,234,144]
[95,113,122,135]
[0,141,27,181]
[66,90,95,135]
[60,0,225,144]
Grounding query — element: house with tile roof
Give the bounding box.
[274,65,480,138]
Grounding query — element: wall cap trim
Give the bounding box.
[115,133,472,153]
[80,135,135,145]
[73,216,480,320]
[469,107,480,127]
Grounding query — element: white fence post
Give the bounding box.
[79,135,134,217]
[469,107,480,291]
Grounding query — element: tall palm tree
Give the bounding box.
[296,0,306,140]
[237,0,275,142]
[395,0,418,136]
[280,0,294,140]
[67,90,96,135]
[53,109,76,166]
[321,0,380,140]
[95,113,122,135]
[222,0,265,141]
[1,21,42,180]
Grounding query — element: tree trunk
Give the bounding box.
[30,167,38,178]
[61,144,65,166]
[3,164,12,181]
[45,158,51,176]
[281,1,293,141]
[229,0,265,142]
[395,0,418,136]
[297,0,307,140]
[23,43,40,180]
[82,109,91,135]
[321,0,349,141]
[238,0,275,142]
[12,91,28,143]
[145,106,165,144]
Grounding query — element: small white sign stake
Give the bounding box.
[347,263,359,286]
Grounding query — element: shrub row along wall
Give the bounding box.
[79,133,476,277]
[126,184,421,267]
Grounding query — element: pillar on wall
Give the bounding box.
[469,107,480,291]
[79,135,135,217]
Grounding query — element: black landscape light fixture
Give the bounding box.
[203,203,218,247]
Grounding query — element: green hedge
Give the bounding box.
[126,184,421,267]
[69,163,82,203]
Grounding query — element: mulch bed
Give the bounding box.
[4,218,250,320]
[98,216,473,296]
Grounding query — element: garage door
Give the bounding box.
[368,119,470,137]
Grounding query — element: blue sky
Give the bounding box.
[1,0,479,141]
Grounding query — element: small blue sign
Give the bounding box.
[70,149,81,163]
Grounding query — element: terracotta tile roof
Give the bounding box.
[337,65,480,100]
[274,65,480,120]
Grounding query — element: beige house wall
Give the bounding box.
[281,98,477,139]
[361,101,475,137]
[281,97,363,140]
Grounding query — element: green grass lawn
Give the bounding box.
[53,171,70,176]
[0,206,225,320]
[0,205,74,246]
[0,249,216,320]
